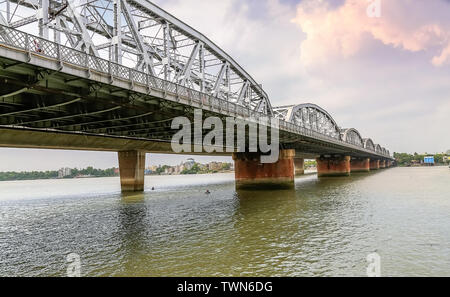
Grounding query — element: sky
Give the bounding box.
[1,0,449,171]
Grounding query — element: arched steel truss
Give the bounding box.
[273,104,341,140]
[273,105,390,156]
[0,0,392,158]
[0,0,272,115]
[375,144,383,154]
[363,138,375,151]
[341,128,364,147]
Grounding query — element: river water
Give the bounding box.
[0,167,449,277]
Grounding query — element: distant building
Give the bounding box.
[208,162,222,171]
[58,167,72,178]
[184,158,195,170]
[176,164,185,174]
[424,156,435,166]
[164,167,175,175]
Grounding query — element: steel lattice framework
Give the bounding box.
[375,144,383,154]
[273,105,389,154]
[273,104,341,140]
[363,138,375,151]
[0,0,272,114]
[340,128,364,147]
[0,0,392,158]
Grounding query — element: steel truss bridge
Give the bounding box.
[0,0,391,160]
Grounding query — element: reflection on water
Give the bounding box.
[0,169,450,276]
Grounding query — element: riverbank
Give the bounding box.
[0,167,118,182]
[0,170,235,182]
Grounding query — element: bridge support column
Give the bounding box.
[350,157,370,173]
[233,149,295,189]
[379,160,386,169]
[316,156,351,177]
[118,150,146,192]
[370,159,380,170]
[294,158,305,176]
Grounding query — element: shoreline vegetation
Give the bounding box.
[394,152,449,167]
[0,167,118,182]
[0,162,235,182]
[1,153,448,182]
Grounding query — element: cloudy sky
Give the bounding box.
[1,0,449,171]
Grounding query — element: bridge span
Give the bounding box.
[0,0,393,191]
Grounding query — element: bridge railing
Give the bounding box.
[0,25,390,158]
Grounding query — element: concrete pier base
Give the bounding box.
[316,156,351,177]
[351,158,370,173]
[233,149,295,189]
[370,159,380,170]
[294,158,305,176]
[118,150,146,192]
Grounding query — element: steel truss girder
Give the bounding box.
[363,138,375,151]
[120,0,154,75]
[65,1,99,56]
[0,0,391,157]
[0,97,82,117]
[0,0,272,115]
[0,11,7,26]
[340,128,364,147]
[273,103,341,140]
[375,144,382,154]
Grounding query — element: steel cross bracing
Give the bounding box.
[0,0,392,158]
[0,0,272,114]
[273,104,390,157]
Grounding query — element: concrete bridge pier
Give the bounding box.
[350,157,370,173]
[118,150,146,192]
[379,160,386,169]
[370,159,380,170]
[294,158,305,176]
[233,149,295,189]
[316,155,351,177]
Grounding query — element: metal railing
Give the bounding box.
[0,25,390,158]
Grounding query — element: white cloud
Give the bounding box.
[292,0,450,67]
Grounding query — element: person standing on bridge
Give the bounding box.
[33,40,43,53]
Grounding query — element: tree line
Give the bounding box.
[0,167,118,181]
[393,152,449,166]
